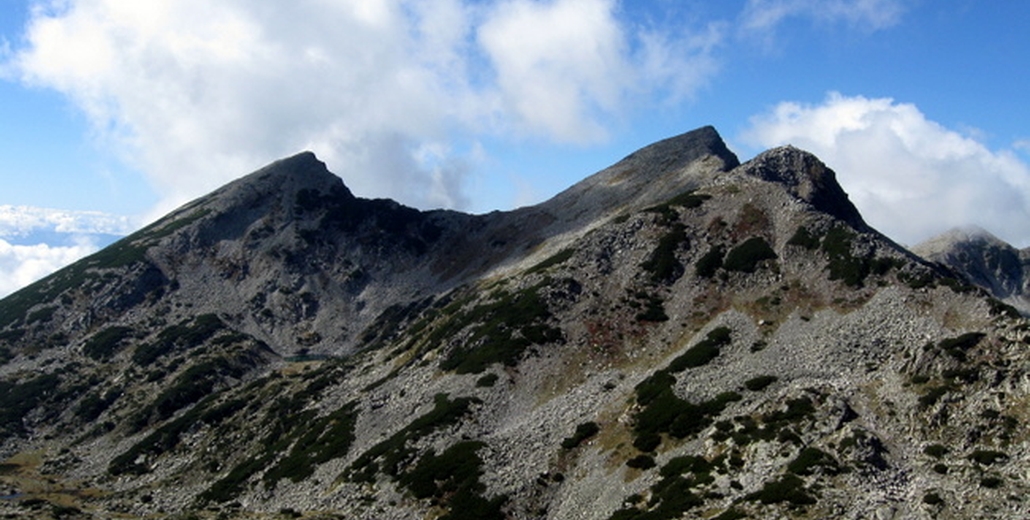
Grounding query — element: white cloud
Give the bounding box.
[8,0,723,218]
[0,205,136,238]
[741,0,906,33]
[477,0,629,142]
[0,238,100,298]
[744,92,1030,247]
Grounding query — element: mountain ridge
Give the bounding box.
[1,126,1028,519]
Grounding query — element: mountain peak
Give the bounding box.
[738,145,866,229]
[618,125,739,171]
[537,126,738,226]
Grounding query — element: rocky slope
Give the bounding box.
[1,126,1028,519]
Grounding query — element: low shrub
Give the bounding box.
[626,455,656,469]
[723,237,777,273]
[744,375,777,391]
[561,421,600,449]
[748,474,815,506]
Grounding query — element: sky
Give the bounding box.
[1,0,1029,298]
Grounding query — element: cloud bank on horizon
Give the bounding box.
[1,0,1029,298]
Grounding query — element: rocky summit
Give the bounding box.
[1,126,1028,519]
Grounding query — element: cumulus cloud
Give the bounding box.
[744,92,1030,246]
[7,0,723,217]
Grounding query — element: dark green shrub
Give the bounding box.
[763,397,815,425]
[938,332,985,361]
[923,444,948,458]
[918,385,949,407]
[787,447,841,476]
[724,237,777,273]
[133,315,224,366]
[635,294,669,322]
[346,394,480,482]
[561,421,600,449]
[643,224,688,283]
[923,492,944,505]
[663,190,711,209]
[82,326,134,361]
[932,463,948,474]
[626,455,656,469]
[744,375,777,391]
[263,402,359,484]
[695,247,724,278]
[748,474,816,506]
[980,476,1004,488]
[633,432,661,453]
[0,373,62,436]
[668,327,731,373]
[439,283,562,374]
[787,226,820,250]
[969,450,1007,465]
[475,373,499,388]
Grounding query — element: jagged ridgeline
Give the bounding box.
[1,126,1028,519]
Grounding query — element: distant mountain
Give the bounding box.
[1,127,1027,519]
[914,226,1030,315]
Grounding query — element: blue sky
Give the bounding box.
[1,0,1029,297]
